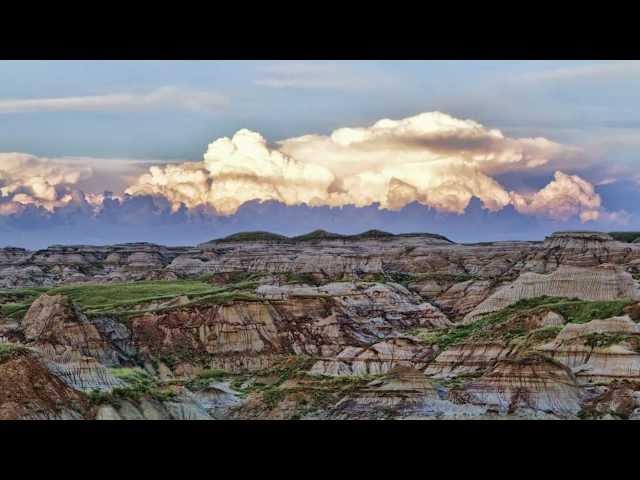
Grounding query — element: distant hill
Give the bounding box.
[216,231,290,243]
[291,230,346,241]
[344,229,395,240]
[395,232,453,242]
[201,229,454,246]
[609,231,640,243]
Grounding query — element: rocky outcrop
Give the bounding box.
[94,391,213,420]
[424,341,513,377]
[22,294,124,366]
[465,264,640,321]
[131,282,450,373]
[0,243,189,287]
[536,316,640,384]
[310,337,437,376]
[0,347,88,420]
[462,354,583,418]
[3,230,640,420]
[525,231,640,274]
[4,230,638,295]
[329,366,489,420]
[430,279,495,318]
[21,294,126,391]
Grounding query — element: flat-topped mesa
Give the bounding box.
[0,247,31,266]
[609,232,640,243]
[524,231,640,273]
[0,242,195,288]
[544,231,615,245]
[213,231,290,244]
[28,246,174,270]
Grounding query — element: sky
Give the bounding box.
[1,60,640,248]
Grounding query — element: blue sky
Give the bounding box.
[3,60,638,161]
[1,60,639,247]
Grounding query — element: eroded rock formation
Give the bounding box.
[2,230,640,420]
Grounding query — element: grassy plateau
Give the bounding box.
[0,277,261,321]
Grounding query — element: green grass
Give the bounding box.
[225,356,383,414]
[0,302,33,320]
[157,356,384,416]
[274,374,382,414]
[201,272,263,284]
[580,333,640,353]
[46,279,260,318]
[584,333,628,348]
[0,286,50,319]
[0,343,28,364]
[0,278,262,321]
[291,230,345,241]
[347,229,394,240]
[519,325,564,346]
[395,232,452,242]
[414,296,635,349]
[186,368,228,390]
[207,229,452,245]
[292,229,451,243]
[158,345,213,369]
[88,367,175,405]
[0,286,50,301]
[609,232,640,243]
[284,272,324,286]
[216,231,290,242]
[48,280,217,307]
[550,299,632,324]
[229,356,318,395]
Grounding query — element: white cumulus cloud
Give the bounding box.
[510,171,602,221]
[125,111,601,222]
[0,153,93,213]
[126,129,336,215]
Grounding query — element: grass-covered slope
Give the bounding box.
[609,231,640,243]
[0,277,262,320]
[0,287,50,320]
[414,296,635,349]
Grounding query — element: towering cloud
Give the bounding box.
[125,129,336,215]
[510,171,602,221]
[125,111,596,221]
[0,153,93,214]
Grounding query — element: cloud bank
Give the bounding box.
[0,153,93,214]
[1,111,632,248]
[125,111,599,220]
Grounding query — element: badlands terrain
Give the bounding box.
[3,229,640,420]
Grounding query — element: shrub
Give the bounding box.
[0,343,27,364]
